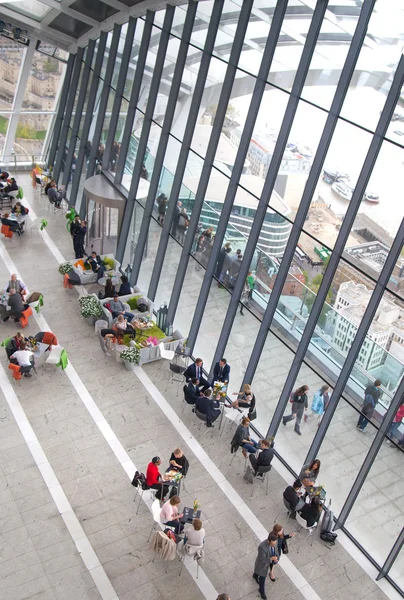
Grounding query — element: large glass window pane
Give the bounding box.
[390,544,404,595]
[22,51,66,111]
[13,114,52,157]
[345,443,404,569]
[0,38,25,110]
[0,114,9,155]
[340,2,404,132]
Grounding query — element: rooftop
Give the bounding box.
[183,173,291,217]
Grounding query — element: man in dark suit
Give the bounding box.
[85,252,105,280]
[196,389,221,427]
[283,479,305,517]
[184,378,200,405]
[213,358,230,384]
[184,358,210,391]
[249,439,274,474]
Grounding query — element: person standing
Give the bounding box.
[270,524,296,576]
[357,379,382,432]
[157,193,168,224]
[216,242,232,282]
[387,403,404,442]
[311,385,330,425]
[253,534,279,599]
[70,215,82,258]
[282,385,309,435]
[76,220,87,259]
[171,200,182,238]
[177,208,189,244]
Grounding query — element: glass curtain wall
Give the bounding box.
[51,0,404,591]
[0,36,67,163]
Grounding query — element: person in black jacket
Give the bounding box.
[184,358,210,391]
[3,177,18,195]
[118,275,131,296]
[196,389,220,427]
[212,358,230,384]
[167,448,189,476]
[249,439,273,474]
[299,496,322,527]
[184,378,200,405]
[85,252,105,279]
[283,479,305,517]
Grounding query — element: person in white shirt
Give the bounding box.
[11,342,34,377]
[184,518,205,547]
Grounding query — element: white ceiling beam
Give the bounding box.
[0,5,74,48]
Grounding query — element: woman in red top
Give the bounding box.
[387,403,404,442]
[146,457,169,501]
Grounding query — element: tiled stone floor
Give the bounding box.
[0,173,399,600]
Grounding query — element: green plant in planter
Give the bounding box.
[78,295,103,318]
[120,346,140,364]
[59,262,73,275]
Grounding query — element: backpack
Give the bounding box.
[131,471,147,490]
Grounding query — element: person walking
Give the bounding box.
[357,379,382,432]
[253,534,279,599]
[282,385,309,435]
[311,385,330,425]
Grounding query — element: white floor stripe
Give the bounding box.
[0,238,218,600]
[0,363,119,600]
[20,194,401,600]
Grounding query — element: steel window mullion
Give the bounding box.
[116,7,175,266]
[102,18,137,172]
[53,47,84,181]
[114,11,155,186]
[82,30,125,217]
[147,0,254,304]
[265,53,404,440]
[376,528,404,581]
[48,54,75,168]
[305,218,404,463]
[62,40,96,188]
[185,0,329,354]
[129,2,198,285]
[240,0,376,388]
[335,374,404,530]
[146,0,224,301]
[69,31,110,211]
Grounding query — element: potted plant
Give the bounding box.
[120,346,140,371]
[78,295,103,325]
[58,262,73,276]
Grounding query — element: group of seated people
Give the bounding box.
[232,416,274,470]
[0,172,19,197]
[1,202,29,235]
[45,179,66,209]
[283,459,323,526]
[184,358,259,428]
[145,449,189,501]
[0,275,29,322]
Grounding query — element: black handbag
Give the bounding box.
[281,539,289,554]
[248,408,257,421]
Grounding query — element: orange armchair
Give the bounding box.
[20,306,33,328]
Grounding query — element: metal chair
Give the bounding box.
[249,464,272,498]
[295,512,318,551]
[169,362,186,383]
[178,543,204,578]
[274,497,293,523]
[229,444,248,469]
[147,498,165,542]
[220,406,249,436]
[194,408,207,430]
[134,484,158,515]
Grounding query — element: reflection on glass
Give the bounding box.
[13,114,52,158]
